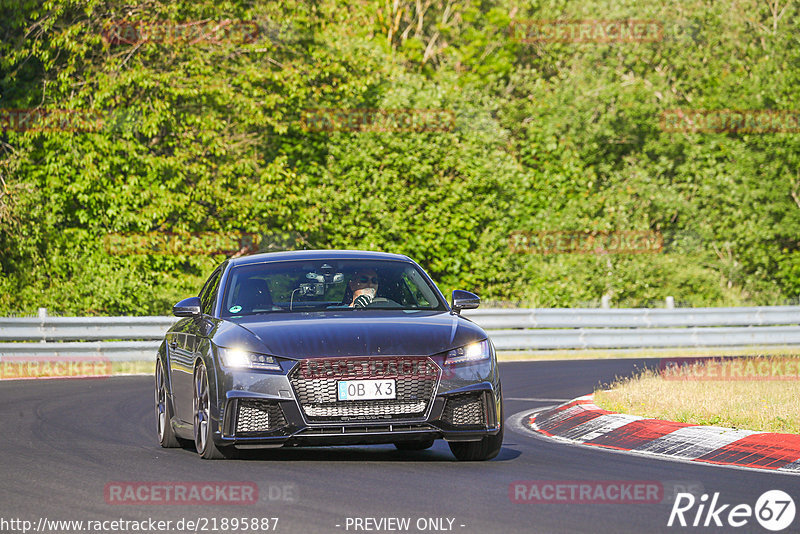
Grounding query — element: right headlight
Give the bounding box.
[217,346,282,371]
[443,339,491,365]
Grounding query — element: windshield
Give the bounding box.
[220,259,447,317]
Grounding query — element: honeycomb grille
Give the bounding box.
[304,400,427,418]
[442,393,485,427]
[294,356,439,380]
[235,400,287,434]
[290,357,439,422]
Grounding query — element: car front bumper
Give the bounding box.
[210,355,502,449]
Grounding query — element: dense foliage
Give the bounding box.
[1,0,798,314]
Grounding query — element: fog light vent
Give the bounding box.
[442,393,485,427]
[236,400,287,434]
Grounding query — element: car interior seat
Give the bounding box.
[237,278,273,312]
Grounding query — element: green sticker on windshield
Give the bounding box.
[229,305,242,313]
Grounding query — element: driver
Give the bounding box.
[347,269,379,308]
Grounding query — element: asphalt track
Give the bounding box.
[1,360,799,534]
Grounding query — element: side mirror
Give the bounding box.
[451,290,480,314]
[173,296,202,317]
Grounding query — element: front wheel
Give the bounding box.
[448,397,504,461]
[193,362,229,459]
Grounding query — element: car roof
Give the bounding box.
[228,249,413,267]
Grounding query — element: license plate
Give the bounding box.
[337,379,396,401]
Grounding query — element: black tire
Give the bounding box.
[394,439,435,451]
[155,360,182,448]
[193,362,231,459]
[448,396,504,461]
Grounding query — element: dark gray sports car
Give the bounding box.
[155,250,503,460]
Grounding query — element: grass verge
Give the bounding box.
[112,360,154,375]
[0,359,154,379]
[594,355,800,434]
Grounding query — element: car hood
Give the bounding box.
[212,310,487,359]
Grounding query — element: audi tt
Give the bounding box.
[155,250,503,460]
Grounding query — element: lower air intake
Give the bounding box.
[442,393,486,427]
[236,400,287,435]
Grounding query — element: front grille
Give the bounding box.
[303,400,426,418]
[235,400,287,435]
[289,357,439,422]
[442,393,486,427]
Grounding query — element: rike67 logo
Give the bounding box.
[668,490,796,531]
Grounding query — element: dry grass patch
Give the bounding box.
[0,359,153,379]
[594,356,800,434]
[112,360,154,375]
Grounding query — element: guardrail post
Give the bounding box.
[665,296,675,309]
[38,307,47,342]
[601,295,611,309]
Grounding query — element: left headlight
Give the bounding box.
[217,346,282,371]
[443,339,491,365]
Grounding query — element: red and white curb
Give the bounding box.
[524,395,800,475]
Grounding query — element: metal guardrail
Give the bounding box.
[0,341,161,359]
[462,306,800,329]
[0,306,798,360]
[484,326,800,350]
[0,316,174,341]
